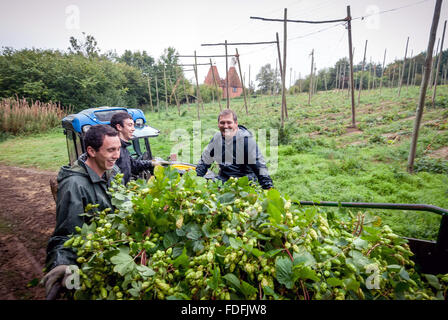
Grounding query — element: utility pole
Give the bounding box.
[408,0,442,173]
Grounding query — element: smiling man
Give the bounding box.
[196,109,273,190]
[110,112,155,185]
[42,125,121,299]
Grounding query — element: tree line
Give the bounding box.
[255,50,448,95]
[0,33,195,113]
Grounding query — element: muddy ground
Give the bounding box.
[0,164,58,300]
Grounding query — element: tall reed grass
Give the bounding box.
[0,97,72,135]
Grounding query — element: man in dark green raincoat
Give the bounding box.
[42,124,121,299]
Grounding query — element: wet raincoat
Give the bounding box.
[45,154,119,271]
[196,125,274,189]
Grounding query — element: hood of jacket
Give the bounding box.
[57,152,119,184]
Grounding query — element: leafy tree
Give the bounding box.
[68,32,100,58]
[256,64,280,94]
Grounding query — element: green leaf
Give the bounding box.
[110,247,136,276]
[173,247,189,268]
[293,250,316,267]
[423,274,441,290]
[163,231,179,248]
[223,273,241,291]
[207,265,222,291]
[348,250,371,268]
[186,224,202,240]
[136,265,155,277]
[275,257,295,289]
[218,192,235,204]
[266,201,282,224]
[343,277,360,291]
[240,280,258,297]
[353,238,369,250]
[263,286,280,299]
[192,239,204,253]
[229,237,243,249]
[398,268,410,281]
[327,277,343,287]
[294,266,320,282]
[264,248,283,258]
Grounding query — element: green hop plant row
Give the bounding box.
[62,166,448,300]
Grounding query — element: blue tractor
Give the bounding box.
[61,106,196,179]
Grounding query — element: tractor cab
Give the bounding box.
[62,106,159,167]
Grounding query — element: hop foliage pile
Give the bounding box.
[64,166,448,300]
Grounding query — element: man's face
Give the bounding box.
[87,135,121,172]
[218,114,238,138]
[117,118,135,141]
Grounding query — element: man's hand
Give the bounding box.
[41,265,70,300]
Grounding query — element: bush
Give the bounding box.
[414,157,448,174]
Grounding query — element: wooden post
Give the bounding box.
[341,61,346,91]
[182,77,190,107]
[299,72,302,93]
[163,65,168,112]
[324,73,328,91]
[379,48,386,94]
[397,65,401,87]
[443,66,448,85]
[147,76,154,112]
[335,64,339,91]
[225,40,230,109]
[282,8,288,122]
[247,65,252,106]
[193,51,201,120]
[173,69,181,115]
[429,38,440,89]
[248,64,251,106]
[432,20,446,107]
[235,48,248,115]
[314,66,318,95]
[412,60,417,87]
[209,62,215,104]
[406,50,414,92]
[289,67,292,89]
[209,59,222,111]
[368,58,372,91]
[391,65,396,88]
[407,0,442,173]
[347,5,356,128]
[155,74,160,112]
[308,49,314,105]
[398,36,409,97]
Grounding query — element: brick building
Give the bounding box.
[204,65,243,99]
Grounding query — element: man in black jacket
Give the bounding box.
[110,112,155,185]
[196,109,274,189]
[42,125,121,299]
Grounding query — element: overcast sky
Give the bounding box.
[1,0,447,87]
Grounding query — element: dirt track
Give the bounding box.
[0,164,58,300]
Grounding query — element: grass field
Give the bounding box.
[1,85,447,240]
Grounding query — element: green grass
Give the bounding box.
[1,85,448,240]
